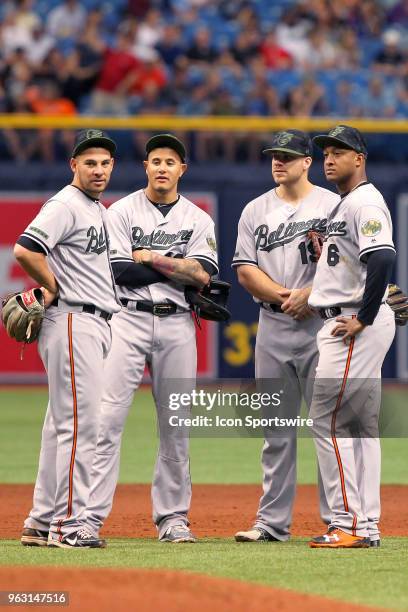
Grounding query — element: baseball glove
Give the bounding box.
[185,279,231,325]
[307,230,325,262]
[386,283,408,326]
[1,288,45,343]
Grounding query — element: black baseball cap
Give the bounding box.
[313,125,368,155]
[145,133,186,162]
[72,129,117,157]
[263,129,313,157]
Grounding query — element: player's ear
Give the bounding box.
[355,153,364,168]
[179,163,187,178]
[143,160,148,173]
[304,157,312,170]
[70,157,77,173]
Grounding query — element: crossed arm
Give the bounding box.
[133,249,210,288]
[236,264,313,320]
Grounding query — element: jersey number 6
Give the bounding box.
[298,242,340,266]
[327,244,340,267]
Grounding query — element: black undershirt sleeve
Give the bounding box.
[112,261,168,288]
[113,256,217,289]
[16,235,47,254]
[357,249,395,326]
[194,258,218,276]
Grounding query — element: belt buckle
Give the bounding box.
[325,307,340,319]
[152,304,173,317]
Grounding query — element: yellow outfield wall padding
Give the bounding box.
[0,114,406,132]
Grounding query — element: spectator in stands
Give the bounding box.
[373,29,405,75]
[359,76,397,117]
[156,24,185,67]
[33,47,70,95]
[160,58,192,110]
[245,85,283,162]
[231,30,260,65]
[195,87,240,162]
[1,9,33,57]
[47,0,87,40]
[26,81,76,161]
[62,11,105,108]
[25,24,55,68]
[301,26,337,70]
[359,0,386,37]
[283,74,328,116]
[14,0,40,34]
[260,30,293,70]
[387,0,408,26]
[178,83,211,115]
[131,50,167,97]
[275,6,311,55]
[127,0,150,19]
[90,32,141,115]
[335,28,361,70]
[133,8,163,60]
[2,47,33,111]
[186,27,219,63]
[330,80,361,117]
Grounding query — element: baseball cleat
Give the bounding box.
[160,525,197,543]
[47,527,107,549]
[370,539,381,547]
[235,527,279,542]
[21,528,49,547]
[309,528,370,548]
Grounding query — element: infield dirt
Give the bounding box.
[0,483,406,538]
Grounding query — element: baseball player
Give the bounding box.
[232,130,338,542]
[308,125,396,548]
[17,129,120,548]
[85,133,218,543]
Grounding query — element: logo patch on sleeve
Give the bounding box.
[361,219,382,237]
[206,235,217,254]
[29,226,49,239]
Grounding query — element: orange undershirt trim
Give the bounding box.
[67,313,78,520]
[330,326,355,515]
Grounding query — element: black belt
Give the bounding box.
[51,298,112,321]
[120,298,178,317]
[318,307,342,320]
[261,303,283,313]
[319,302,385,321]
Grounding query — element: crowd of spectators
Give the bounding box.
[0,0,407,161]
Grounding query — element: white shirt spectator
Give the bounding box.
[1,11,33,56]
[47,0,86,39]
[26,27,56,66]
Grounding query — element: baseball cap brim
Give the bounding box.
[72,137,116,157]
[312,135,355,151]
[146,134,186,162]
[262,147,308,157]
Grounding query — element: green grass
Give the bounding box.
[0,388,407,484]
[1,389,407,609]
[0,388,407,485]
[0,537,407,610]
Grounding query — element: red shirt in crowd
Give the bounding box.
[96,48,141,92]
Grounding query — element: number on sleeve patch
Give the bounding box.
[361,219,382,237]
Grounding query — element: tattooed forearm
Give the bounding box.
[149,253,209,287]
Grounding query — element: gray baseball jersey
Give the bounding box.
[21,184,119,313]
[85,190,218,540]
[232,185,338,541]
[309,182,395,308]
[308,181,396,540]
[232,186,339,291]
[108,189,218,307]
[22,184,119,543]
